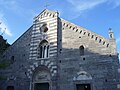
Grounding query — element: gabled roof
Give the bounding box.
[36,9,58,18]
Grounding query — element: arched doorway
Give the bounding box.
[7,86,14,90]
[73,71,92,90]
[32,66,51,90]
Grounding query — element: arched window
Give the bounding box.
[79,45,84,56]
[38,40,49,58]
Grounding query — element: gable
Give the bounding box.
[36,9,58,20]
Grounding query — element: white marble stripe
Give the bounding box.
[30,51,37,53]
[31,40,40,43]
[30,65,35,70]
[36,19,57,25]
[52,66,57,69]
[49,53,57,56]
[39,16,54,20]
[53,70,57,74]
[29,54,37,56]
[49,23,57,27]
[50,47,57,50]
[39,17,57,22]
[34,62,38,67]
[49,51,57,54]
[49,26,57,30]
[48,62,54,68]
[30,47,35,50]
[50,66,57,72]
[40,20,57,24]
[48,33,57,36]
[41,60,44,65]
[45,61,51,66]
[31,34,41,37]
[48,37,57,40]
[49,41,57,43]
[32,30,40,34]
[49,21,57,25]
[47,33,57,36]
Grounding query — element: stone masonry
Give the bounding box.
[0,9,120,90]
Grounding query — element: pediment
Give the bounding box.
[36,9,58,19]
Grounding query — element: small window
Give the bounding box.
[76,29,78,32]
[73,27,75,30]
[53,14,55,18]
[44,12,46,15]
[95,37,98,40]
[88,33,90,36]
[69,26,72,29]
[66,24,68,27]
[84,32,86,35]
[47,12,49,16]
[80,30,82,34]
[110,34,113,38]
[49,13,52,16]
[99,39,101,43]
[103,41,105,45]
[79,45,84,56]
[107,44,109,47]
[91,35,94,38]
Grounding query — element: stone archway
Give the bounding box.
[32,66,51,90]
[73,71,92,81]
[73,70,92,90]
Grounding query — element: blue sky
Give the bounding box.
[0,0,120,59]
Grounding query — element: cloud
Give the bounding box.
[108,0,120,8]
[0,0,18,11]
[0,0,36,22]
[0,13,12,36]
[67,0,107,12]
[66,0,120,13]
[116,36,120,44]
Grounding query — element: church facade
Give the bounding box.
[0,9,120,90]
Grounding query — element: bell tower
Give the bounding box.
[108,28,118,55]
[109,28,115,39]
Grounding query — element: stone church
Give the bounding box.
[0,9,120,90]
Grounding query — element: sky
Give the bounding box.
[0,0,120,59]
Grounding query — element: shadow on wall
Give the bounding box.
[58,47,119,64]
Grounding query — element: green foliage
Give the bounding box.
[0,35,10,54]
[0,60,11,69]
[0,76,7,80]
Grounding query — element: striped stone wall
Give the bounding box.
[29,9,59,60]
[28,9,59,78]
